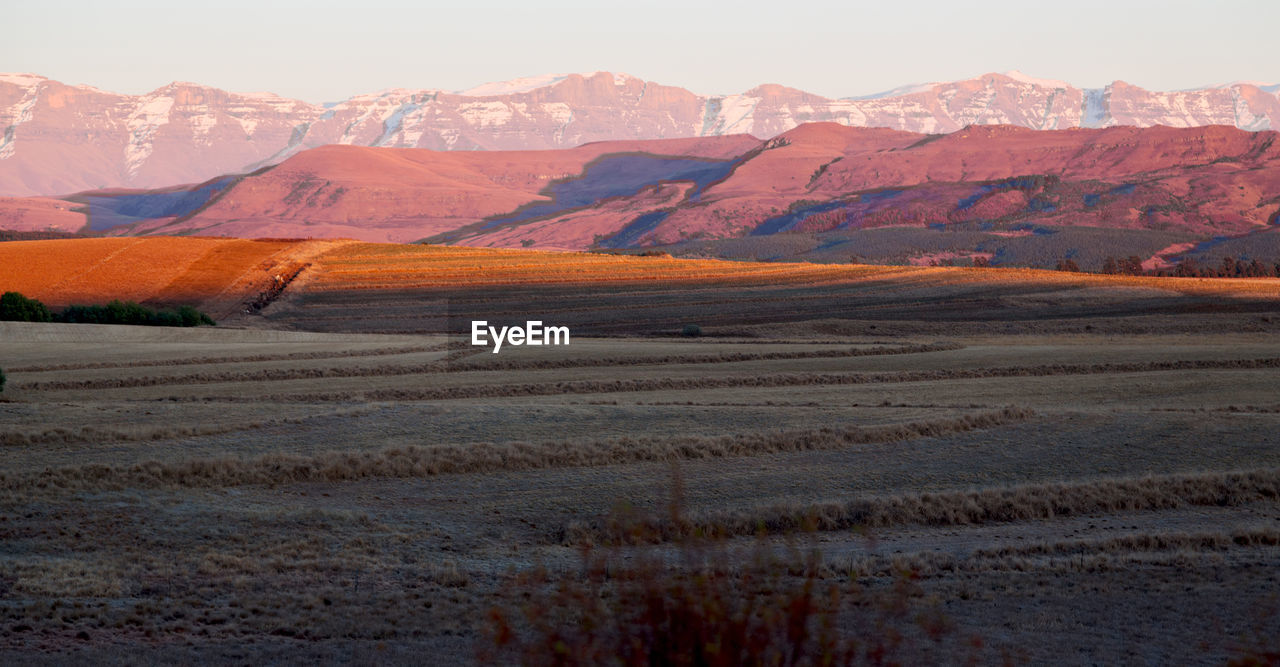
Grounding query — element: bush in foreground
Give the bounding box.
[482,470,962,665]
[681,324,702,337]
[484,548,873,666]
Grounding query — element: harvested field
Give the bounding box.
[1,242,1278,664]
[262,242,1280,336]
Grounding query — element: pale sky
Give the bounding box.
[6,0,1278,103]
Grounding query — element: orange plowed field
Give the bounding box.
[0,237,331,316]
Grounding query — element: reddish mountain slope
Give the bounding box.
[109,135,762,242]
[0,196,86,232]
[635,123,1280,244]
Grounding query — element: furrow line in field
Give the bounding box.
[814,529,1280,580]
[562,468,1280,544]
[8,343,449,373]
[147,356,1280,403]
[0,408,1032,493]
[16,344,960,391]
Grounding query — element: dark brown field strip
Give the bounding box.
[0,406,374,447]
[0,423,266,447]
[16,343,959,392]
[7,343,450,373]
[812,529,1280,580]
[562,468,1280,544]
[0,408,1032,493]
[1149,404,1280,414]
[968,529,1280,561]
[614,401,995,409]
[286,276,1280,336]
[146,356,1280,403]
[450,342,958,372]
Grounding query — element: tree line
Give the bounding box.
[1053,256,1280,278]
[0,291,215,327]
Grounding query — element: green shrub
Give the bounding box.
[57,304,101,324]
[0,291,214,328]
[106,300,151,325]
[681,324,702,337]
[0,291,52,322]
[177,305,215,326]
[57,300,215,327]
[151,310,183,327]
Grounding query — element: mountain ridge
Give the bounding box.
[3,71,1279,197]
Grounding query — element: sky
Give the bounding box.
[6,0,1279,103]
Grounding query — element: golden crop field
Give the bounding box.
[306,241,1280,296]
[304,243,895,290]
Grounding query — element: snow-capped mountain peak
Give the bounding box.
[1001,70,1071,88]
[459,73,574,97]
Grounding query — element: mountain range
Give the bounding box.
[3,121,1277,272]
[3,70,1279,197]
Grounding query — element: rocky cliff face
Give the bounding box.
[0,74,313,196]
[3,71,1279,196]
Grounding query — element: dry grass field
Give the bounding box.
[1,239,1279,664]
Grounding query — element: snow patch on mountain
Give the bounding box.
[1081,88,1110,128]
[845,82,938,101]
[543,102,573,125]
[709,94,760,135]
[335,91,407,145]
[1200,81,1280,92]
[183,102,220,144]
[124,95,175,176]
[396,104,432,148]
[1231,88,1271,131]
[461,74,575,97]
[438,127,461,149]
[459,72,627,96]
[1003,70,1070,89]
[459,101,514,128]
[1127,87,1237,127]
[225,106,266,138]
[0,79,44,160]
[375,101,423,146]
[0,73,47,88]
